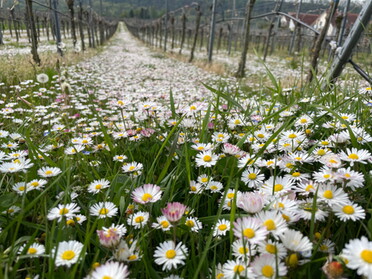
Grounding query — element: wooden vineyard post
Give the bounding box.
[235,0,256,78]
[289,0,302,54]
[326,1,372,85]
[263,0,283,61]
[25,0,41,65]
[67,0,77,48]
[208,0,217,62]
[164,0,169,52]
[10,8,19,43]
[170,15,175,49]
[189,4,201,63]
[78,0,85,51]
[307,0,339,83]
[179,11,186,54]
[51,0,63,56]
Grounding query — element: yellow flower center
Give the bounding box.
[201,177,208,183]
[190,105,197,110]
[234,119,241,125]
[135,216,144,223]
[266,244,277,254]
[233,265,245,274]
[82,139,88,144]
[227,193,234,199]
[282,214,290,222]
[243,228,255,239]
[28,247,37,254]
[323,190,333,199]
[190,186,197,192]
[210,185,218,190]
[341,116,348,120]
[238,246,248,254]
[344,173,351,178]
[218,224,227,231]
[99,208,109,215]
[261,265,274,278]
[66,219,75,226]
[320,245,328,251]
[128,255,137,261]
[197,146,204,150]
[323,174,331,179]
[317,149,326,156]
[203,155,212,162]
[165,249,176,259]
[95,184,102,189]
[31,182,39,187]
[342,205,355,214]
[129,166,136,171]
[286,162,294,168]
[321,141,329,145]
[45,170,53,175]
[292,172,301,177]
[257,134,265,138]
[287,253,298,267]
[216,273,224,279]
[361,250,372,263]
[305,185,314,192]
[274,184,283,192]
[59,208,69,215]
[160,220,170,228]
[329,159,338,164]
[19,186,25,191]
[348,153,359,160]
[61,250,75,260]
[264,219,276,231]
[248,173,257,180]
[186,220,195,227]
[103,276,112,279]
[142,193,153,202]
[288,133,297,139]
[300,119,308,124]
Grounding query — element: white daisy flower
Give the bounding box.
[87,179,110,194]
[152,216,172,231]
[280,229,313,253]
[19,243,45,257]
[37,166,62,178]
[127,211,149,229]
[342,236,372,278]
[212,219,230,237]
[47,203,81,222]
[251,254,287,278]
[332,201,366,222]
[88,261,129,279]
[53,240,84,267]
[90,202,118,219]
[153,240,188,271]
[195,151,219,168]
[222,259,253,279]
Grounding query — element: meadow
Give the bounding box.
[0,24,372,279]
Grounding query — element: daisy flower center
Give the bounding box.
[227,193,234,199]
[135,216,144,223]
[28,248,37,254]
[127,254,137,261]
[102,276,112,279]
[95,184,102,189]
[323,190,333,199]
[243,228,255,238]
[288,133,297,139]
[274,184,283,192]
[61,250,75,260]
[99,208,109,215]
[234,119,241,125]
[197,146,204,150]
[59,208,69,215]
[190,186,197,191]
[165,249,176,259]
[262,265,274,277]
[201,178,208,183]
[129,166,136,171]
[45,170,53,175]
[323,174,331,179]
[66,219,75,226]
[300,119,307,124]
[142,193,153,202]
[257,134,265,138]
[266,244,277,254]
[216,273,224,279]
[248,173,257,180]
[203,155,212,162]
[264,219,276,231]
[19,186,25,191]
[210,185,218,190]
[348,153,359,160]
[31,182,39,187]
[305,185,314,192]
[317,149,326,155]
[292,172,301,177]
[160,220,169,228]
[238,247,248,254]
[342,205,355,215]
[186,220,195,227]
[361,250,372,263]
[344,173,351,178]
[218,224,227,231]
[233,265,245,273]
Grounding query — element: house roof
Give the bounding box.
[288,12,319,26]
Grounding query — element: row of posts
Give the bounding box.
[0,0,118,65]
